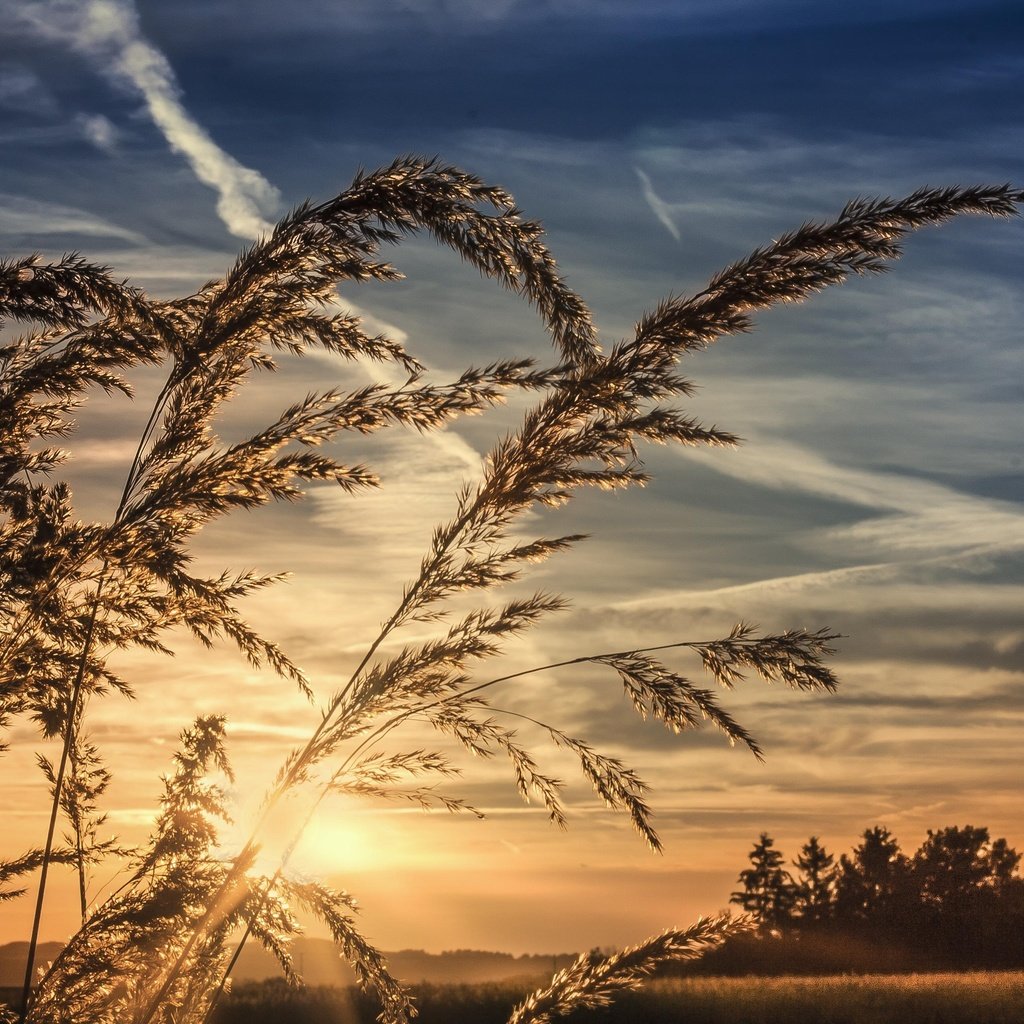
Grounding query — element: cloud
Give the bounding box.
[65,439,143,466]
[677,440,1024,562]
[0,65,58,115]
[308,426,482,568]
[77,112,119,154]
[111,29,280,237]
[394,0,521,20]
[0,193,148,244]
[613,560,904,607]
[149,0,985,41]
[634,167,681,242]
[11,0,280,239]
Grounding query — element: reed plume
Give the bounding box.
[1,160,1019,1024]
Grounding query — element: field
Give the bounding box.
[211,972,1024,1024]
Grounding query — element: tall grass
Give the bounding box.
[0,158,1020,1024]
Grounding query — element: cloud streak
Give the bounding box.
[679,440,1024,561]
[634,167,681,241]
[0,193,148,244]
[12,0,280,239]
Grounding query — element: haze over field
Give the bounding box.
[2,0,1022,956]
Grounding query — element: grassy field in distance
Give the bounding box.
[210,971,1024,1024]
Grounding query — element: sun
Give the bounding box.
[291,801,385,875]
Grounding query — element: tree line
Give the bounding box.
[689,825,1024,974]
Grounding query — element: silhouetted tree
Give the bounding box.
[913,825,1020,908]
[911,825,1023,962]
[731,833,796,933]
[792,836,835,927]
[711,823,1024,974]
[834,826,911,932]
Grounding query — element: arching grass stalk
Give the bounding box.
[140,179,1022,1024]
[204,622,842,1022]
[5,169,1020,1024]
[15,158,587,1022]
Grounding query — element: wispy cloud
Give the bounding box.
[0,193,148,244]
[611,561,904,608]
[634,167,681,241]
[187,0,975,39]
[11,0,280,239]
[678,440,1024,561]
[76,112,119,154]
[309,427,481,571]
[0,65,58,115]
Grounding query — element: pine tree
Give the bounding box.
[910,825,1023,961]
[730,833,797,933]
[793,835,836,927]
[834,826,910,930]
[912,825,1019,913]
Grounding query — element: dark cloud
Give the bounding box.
[829,679,1024,713]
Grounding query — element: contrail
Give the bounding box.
[13,0,280,238]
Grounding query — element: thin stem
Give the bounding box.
[202,788,330,1024]
[19,580,105,1021]
[329,637,727,777]
[140,502,491,1024]
[70,727,88,924]
[203,927,251,1022]
[20,370,180,1021]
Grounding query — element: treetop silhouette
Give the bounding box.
[727,825,1024,971]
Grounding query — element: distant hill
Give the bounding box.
[0,940,576,988]
[0,942,63,989]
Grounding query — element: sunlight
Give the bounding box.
[218,792,311,878]
[219,792,388,879]
[296,810,386,875]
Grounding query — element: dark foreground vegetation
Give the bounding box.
[213,973,1024,1024]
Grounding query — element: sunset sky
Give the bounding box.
[2,0,1023,959]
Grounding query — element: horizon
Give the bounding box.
[2,0,1023,963]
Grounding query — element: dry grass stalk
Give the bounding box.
[508,915,746,1024]
[0,160,1019,1024]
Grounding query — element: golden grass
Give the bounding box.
[216,972,1024,1024]
[627,972,1024,1024]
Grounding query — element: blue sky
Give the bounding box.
[2,0,1023,955]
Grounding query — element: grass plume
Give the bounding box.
[0,161,1019,1024]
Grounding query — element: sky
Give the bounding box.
[1,0,1023,959]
